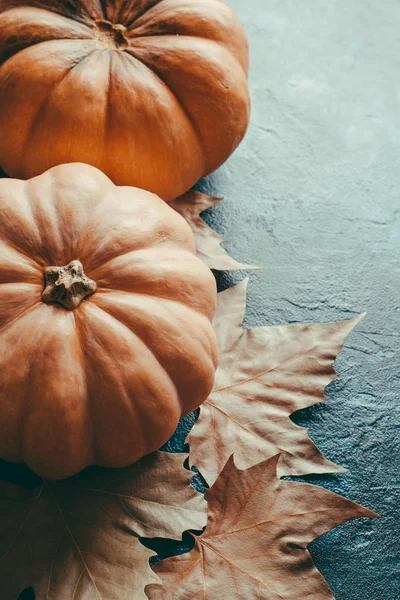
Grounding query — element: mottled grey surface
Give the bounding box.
[162,2,400,599]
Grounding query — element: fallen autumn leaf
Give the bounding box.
[147,455,378,600]
[0,451,206,600]
[188,279,364,486]
[170,191,258,271]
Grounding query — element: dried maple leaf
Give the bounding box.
[188,279,364,486]
[147,455,378,600]
[0,451,206,600]
[170,191,258,271]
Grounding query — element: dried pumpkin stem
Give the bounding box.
[41,260,96,310]
[94,19,129,50]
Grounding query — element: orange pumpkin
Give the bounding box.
[0,162,218,479]
[0,0,250,201]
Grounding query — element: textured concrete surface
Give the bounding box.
[161,2,400,599]
[3,2,399,599]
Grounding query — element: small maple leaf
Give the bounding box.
[0,451,206,600]
[188,279,364,487]
[170,191,258,271]
[147,455,379,600]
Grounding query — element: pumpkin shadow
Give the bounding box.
[0,458,41,489]
[18,587,35,600]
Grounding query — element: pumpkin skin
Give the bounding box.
[0,0,250,201]
[0,162,218,479]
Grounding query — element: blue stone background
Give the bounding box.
[2,2,399,599]
[151,2,400,599]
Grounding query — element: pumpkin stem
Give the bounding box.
[41,260,97,310]
[94,19,129,50]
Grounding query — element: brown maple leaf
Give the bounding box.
[188,279,364,487]
[170,191,258,271]
[0,451,206,600]
[147,455,378,600]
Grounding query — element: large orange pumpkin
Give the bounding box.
[0,0,250,201]
[0,162,218,479]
